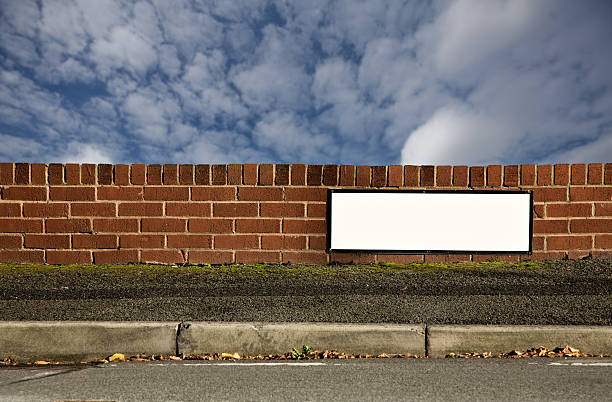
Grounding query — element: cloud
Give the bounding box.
[544,134,612,164]
[58,142,116,164]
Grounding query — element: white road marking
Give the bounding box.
[149,362,327,367]
[13,371,58,381]
[548,362,612,366]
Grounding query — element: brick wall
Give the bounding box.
[0,163,610,265]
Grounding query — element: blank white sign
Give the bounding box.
[328,190,532,253]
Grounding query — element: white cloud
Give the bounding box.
[58,142,115,164]
[0,134,45,162]
[543,134,612,164]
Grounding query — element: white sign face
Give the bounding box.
[328,190,532,253]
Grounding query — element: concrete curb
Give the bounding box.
[177,322,425,356]
[0,321,177,361]
[427,325,612,358]
[1,322,611,361]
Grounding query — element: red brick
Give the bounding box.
[452,166,468,187]
[0,163,13,184]
[308,165,323,186]
[595,234,612,248]
[192,187,235,201]
[261,203,305,217]
[81,164,96,184]
[188,250,234,264]
[115,165,129,186]
[570,187,612,201]
[215,235,259,249]
[213,203,258,217]
[47,250,92,265]
[331,253,376,264]
[144,187,189,201]
[262,235,306,250]
[372,166,387,187]
[285,188,327,201]
[537,165,553,186]
[404,165,419,186]
[15,163,29,184]
[189,219,233,233]
[0,250,44,263]
[235,251,280,264]
[98,187,143,201]
[48,164,64,184]
[179,165,194,185]
[521,251,566,261]
[118,203,163,216]
[587,164,603,185]
[547,235,592,250]
[93,218,138,233]
[259,164,274,185]
[195,164,210,185]
[567,251,591,260]
[532,236,545,251]
[591,250,612,259]
[533,204,545,219]
[605,163,612,185]
[228,164,242,185]
[166,203,211,217]
[323,165,339,186]
[47,218,91,233]
[71,202,116,217]
[570,219,611,233]
[163,164,178,185]
[595,203,612,216]
[436,166,452,187]
[51,186,94,201]
[520,164,536,186]
[4,187,47,201]
[546,203,592,217]
[73,234,117,249]
[94,250,139,264]
[0,235,21,248]
[98,164,113,185]
[275,165,289,185]
[147,165,162,184]
[533,220,568,234]
[141,218,186,232]
[283,219,326,234]
[309,236,326,250]
[282,251,328,265]
[167,234,212,248]
[420,165,434,187]
[377,254,425,264]
[141,249,185,264]
[129,164,145,185]
[290,164,306,185]
[388,165,403,187]
[236,219,281,233]
[336,165,353,187]
[31,164,46,185]
[504,165,519,187]
[243,164,258,185]
[529,187,567,202]
[0,203,21,217]
[554,164,569,185]
[212,164,227,185]
[24,234,70,249]
[307,204,326,218]
[0,218,42,233]
[238,187,283,201]
[470,167,485,187]
[424,254,471,263]
[65,164,80,185]
[472,254,520,263]
[355,166,370,187]
[487,165,502,187]
[120,234,164,249]
[571,164,586,185]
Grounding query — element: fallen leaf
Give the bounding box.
[108,353,125,362]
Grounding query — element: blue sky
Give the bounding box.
[0,0,611,165]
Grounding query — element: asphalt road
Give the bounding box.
[1,259,611,324]
[1,358,611,401]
